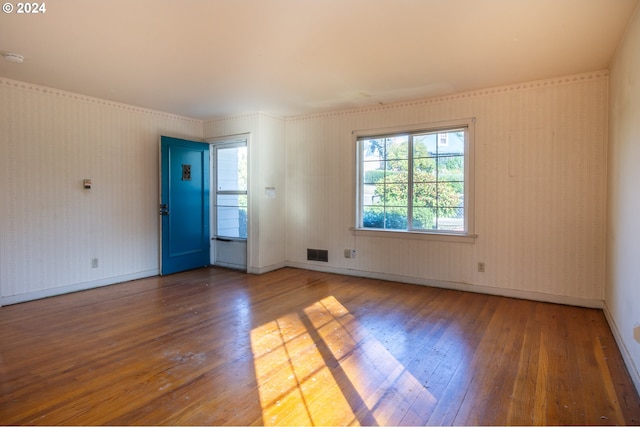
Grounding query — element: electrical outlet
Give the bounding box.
[350,249,356,258]
[478,262,485,273]
[91,258,99,268]
[344,249,357,258]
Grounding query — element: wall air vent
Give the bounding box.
[307,248,329,262]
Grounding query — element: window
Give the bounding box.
[215,143,248,239]
[356,119,475,239]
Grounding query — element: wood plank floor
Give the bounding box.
[1,267,639,425]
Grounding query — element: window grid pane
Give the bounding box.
[360,136,409,229]
[359,126,467,233]
[217,146,247,191]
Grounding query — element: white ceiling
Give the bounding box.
[1,0,637,119]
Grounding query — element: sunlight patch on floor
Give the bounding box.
[250,312,360,425]
[251,296,437,425]
[304,296,438,425]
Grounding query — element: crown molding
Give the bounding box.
[203,111,286,125]
[2,70,609,125]
[286,70,610,122]
[0,77,202,125]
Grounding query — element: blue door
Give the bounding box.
[160,136,210,275]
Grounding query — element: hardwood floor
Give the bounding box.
[1,267,639,425]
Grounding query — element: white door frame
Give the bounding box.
[206,134,250,271]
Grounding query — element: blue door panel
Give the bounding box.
[161,136,210,275]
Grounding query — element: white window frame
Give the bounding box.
[211,138,248,240]
[354,118,476,243]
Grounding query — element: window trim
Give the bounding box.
[210,138,248,240]
[354,118,476,242]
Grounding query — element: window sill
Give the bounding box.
[352,228,477,243]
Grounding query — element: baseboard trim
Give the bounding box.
[1,262,604,311]
[0,269,159,306]
[284,261,604,309]
[602,303,640,396]
[247,261,288,275]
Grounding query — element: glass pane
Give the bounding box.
[362,206,385,229]
[385,136,409,160]
[362,139,385,159]
[436,182,464,208]
[362,206,408,230]
[362,182,382,206]
[413,207,437,230]
[384,207,408,229]
[413,157,437,180]
[385,160,408,183]
[217,206,247,238]
[217,146,247,191]
[413,133,437,158]
[436,207,464,231]
[360,126,467,234]
[437,155,464,181]
[363,161,383,184]
[384,183,408,206]
[413,182,437,206]
[438,130,465,155]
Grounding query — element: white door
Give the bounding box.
[211,139,248,270]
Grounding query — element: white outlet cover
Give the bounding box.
[265,187,276,199]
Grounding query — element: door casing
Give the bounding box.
[207,134,250,271]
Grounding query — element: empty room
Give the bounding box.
[1,0,640,425]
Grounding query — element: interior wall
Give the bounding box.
[203,113,286,273]
[0,78,203,304]
[607,4,640,392]
[285,72,608,305]
[0,72,610,308]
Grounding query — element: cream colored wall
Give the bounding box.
[0,72,609,308]
[203,113,286,272]
[607,5,640,392]
[0,78,203,304]
[285,72,608,305]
